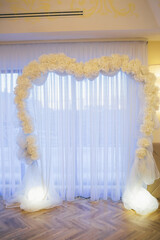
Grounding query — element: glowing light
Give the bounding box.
[28,187,45,202]
[123,187,159,215]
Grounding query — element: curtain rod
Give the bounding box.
[0,38,148,45]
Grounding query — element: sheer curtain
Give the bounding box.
[0,71,23,198]
[0,41,147,201]
[30,71,143,201]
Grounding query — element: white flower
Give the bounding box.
[23,60,41,80]
[110,54,122,70]
[14,87,29,100]
[22,119,33,134]
[26,135,36,144]
[74,62,84,79]
[137,138,150,148]
[26,135,39,160]
[39,62,49,73]
[136,148,147,159]
[99,56,110,73]
[140,120,154,136]
[84,60,100,79]
[18,111,28,121]
[16,76,32,88]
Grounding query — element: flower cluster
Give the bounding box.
[137,138,150,148]
[14,53,159,164]
[14,75,38,163]
[136,148,147,159]
[26,135,39,160]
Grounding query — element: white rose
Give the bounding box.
[136,148,147,159]
[137,138,150,148]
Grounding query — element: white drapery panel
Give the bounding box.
[0,71,23,199]
[30,71,143,201]
[0,41,147,201]
[0,41,147,70]
[0,70,143,201]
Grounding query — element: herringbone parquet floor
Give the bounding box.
[0,198,160,240]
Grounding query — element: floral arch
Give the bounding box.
[14,53,160,214]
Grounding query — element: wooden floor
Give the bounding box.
[0,198,160,240]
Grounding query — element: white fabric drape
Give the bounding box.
[0,41,147,70]
[0,41,147,202]
[0,71,23,199]
[30,71,143,202]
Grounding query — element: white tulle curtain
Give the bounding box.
[0,41,147,200]
[0,41,147,70]
[30,71,143,201]
[0,70,23,198]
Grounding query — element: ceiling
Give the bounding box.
[0,0,160,42]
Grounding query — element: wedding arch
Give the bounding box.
[13,53,160,214]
